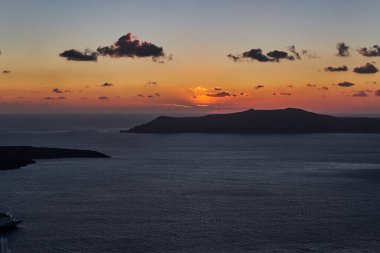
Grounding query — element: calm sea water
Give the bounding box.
[0,114,380,252]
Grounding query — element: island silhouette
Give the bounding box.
[0,146,110,170]
[126,108,380,134]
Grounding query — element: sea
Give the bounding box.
[0,114,380,252]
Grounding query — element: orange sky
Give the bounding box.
[1,1,379,114]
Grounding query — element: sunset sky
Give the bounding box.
[1,0,380,114]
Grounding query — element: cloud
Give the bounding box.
[319,86,329,91]
[44,96,65,100]
[287,45,301,60]
[287,46,318,59]
[307,84,317,87]
[241,49,272,62]
[267,50,294,61]
[353,63,378,74]
[145,81,158,86]
[98,96,109,100]
[137,94,145,97]
[255,85,264,89]
[280,92,292,96]
[52,88,63,94]
[376,90,380,96]
[162,103,192,108]
[206,92,232,97]
[324,66,348,72]
[2,70,10,74]
[336,42,349,57]
[59,49,98,61]
[336,81,355,87]
[358,45,380,57]
[100,82,113,87]
[214,87,222,91]
[353,91,368,97]
[155,93,160,97]
[227,54,241,62]
[228,47,296,63]
[300,49,318,59]
[97,33,165,60]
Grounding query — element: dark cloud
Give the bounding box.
[155,93,160,97]
[376,90,380,96]
[353,63,378,74]
[242,49,272,62]
[267,50,294,61]
[336,42,349,57]
[287,85,294,88]
[206,92,232,97]
[353,91,368,97]
[228,47,296,63]
[307,84,317,87]
[137,94,145,97]
[214,87,222,91]
[52,88,63,94]
[324,65,348,72]
[336,81,355,87]
[2,70,10,74]
[147,95,154,98]
[44,96,65,100]
[59,49,98,61]
[319,87,329,91]
[255,85,264,89]
[358,45,380,57]
[100,82,113,87]
[97,33,165,60]
[98,96,109,100]
[280,92,292,96]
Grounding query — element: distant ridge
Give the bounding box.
[125,108,380,134]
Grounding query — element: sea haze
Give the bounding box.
[0,114,380,252]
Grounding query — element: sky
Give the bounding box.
[1,0,380,114]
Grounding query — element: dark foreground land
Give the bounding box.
[127,108,380,133]
[0,146,110,170]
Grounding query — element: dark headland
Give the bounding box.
[0,146,110,170]
[125,108,380,134]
